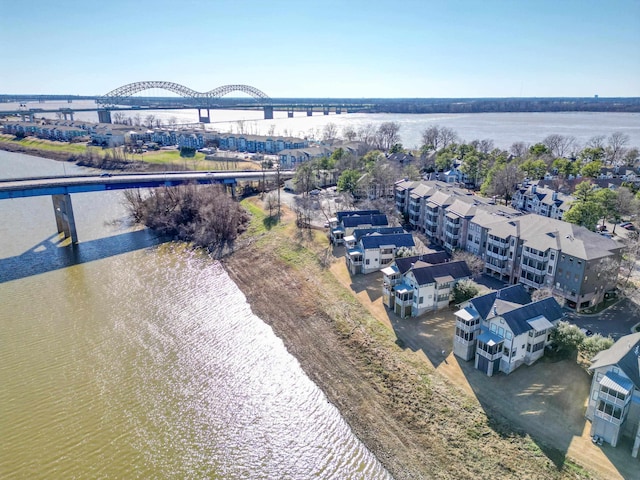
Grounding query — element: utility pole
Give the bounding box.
[277,163,281,217]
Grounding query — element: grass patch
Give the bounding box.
[0,134,93,154]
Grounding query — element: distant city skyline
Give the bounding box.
[1,0,639,98]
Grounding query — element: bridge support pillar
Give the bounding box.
[263,106,274,120]
[98,110,112,124]
[323,107,329,115]
[306,108,313,116]
[198,108,211,123]
[287,108,294,118]
[336,107,341,114]
[52,194,78,244]
[62,112,75,121]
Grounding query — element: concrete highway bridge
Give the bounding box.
[0,170,294,244]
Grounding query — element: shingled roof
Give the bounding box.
[499,297,564,337]
[468,285,531,321]
[360,233,415,249]
[394,251,450,274]
[342,214,389,228]
[590,332,640,388]
[408,260,472,286]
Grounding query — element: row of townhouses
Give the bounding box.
[395,180,623,311]
[453,285,563,375]
[217,134,308,156]
[329,210,474,314]
[2,121,94,141]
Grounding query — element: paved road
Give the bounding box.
[564,297,640,340]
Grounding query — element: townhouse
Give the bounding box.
[382,253,471,316]
[586,332,640,457]
[511,182,573,220]
[394,180,623,311]
[329,210,389,245]
[278,146,333,169]
[346,231,416,275]
[453,285,564,376]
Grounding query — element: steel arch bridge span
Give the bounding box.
[97,81,270,106]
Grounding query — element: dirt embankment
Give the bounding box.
[223,202,588,480]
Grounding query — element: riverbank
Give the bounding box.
[223,198,591,480]
[0,134,261,171]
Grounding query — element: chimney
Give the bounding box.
[552,191,558,200]
[493,306,498,316]
[532,184,537,194]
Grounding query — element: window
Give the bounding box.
[419,296,424,304]
[365,259,370,265]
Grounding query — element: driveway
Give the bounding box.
[564,297,640,340]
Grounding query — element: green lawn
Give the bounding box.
[0,134,93,154]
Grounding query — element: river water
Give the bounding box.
[0,152,391,478]
[6,100,640,150]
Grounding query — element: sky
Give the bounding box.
[1,0,639,98]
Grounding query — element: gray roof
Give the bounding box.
[393,251,450,274]
[499,297,564,337]
[409,260,472,286]
[590,332,640,388]
[482,213,622,261]
[342,214,389,228]
[353,226,405,240]
[360,233,415,249]
[336,210,380,221]
[468,285,531,321]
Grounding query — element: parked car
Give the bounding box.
[619,221,632,228]
[623,223,635,230]
[309,189,321,196]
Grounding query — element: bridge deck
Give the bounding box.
[0,170,294,200]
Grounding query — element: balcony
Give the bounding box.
[486,249,508,260]
[520,262,547,275]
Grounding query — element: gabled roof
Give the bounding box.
[342,214,389,228]
[353,226,405,241]
[468,285,531,321]
[409,260,471,286]
[590,332,640,388]
[499,297,564,337]
[360,233,415,249]
[336,210,381,221]
[394,251,450,274]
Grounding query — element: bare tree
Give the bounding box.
[375,121,401,151]
[144,114,156,128]
[486,163,524,204]
[168,116,178,129]
[322,122,339,143]
[342,125,357,141]
[267,124,276,137]
[112,112,126,124]
[236,120,245,135]
[470,139,495,155]
[543,134,576,158]
[510,141,529,158]
[421,125,441,152]
[154,118,164,128]
[357,123,378,148]
[452,250,484,278]
[439,127,458,149]
[132,113,141,127]
[586,135,606,150]
[531,287,565,305]
[606,131,630,164]
[264,192,278,219]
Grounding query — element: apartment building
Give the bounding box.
[511,182,573,220]
[394,180,623,311]
[346,231,416,275]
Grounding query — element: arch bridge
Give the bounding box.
[96,81,273,122]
